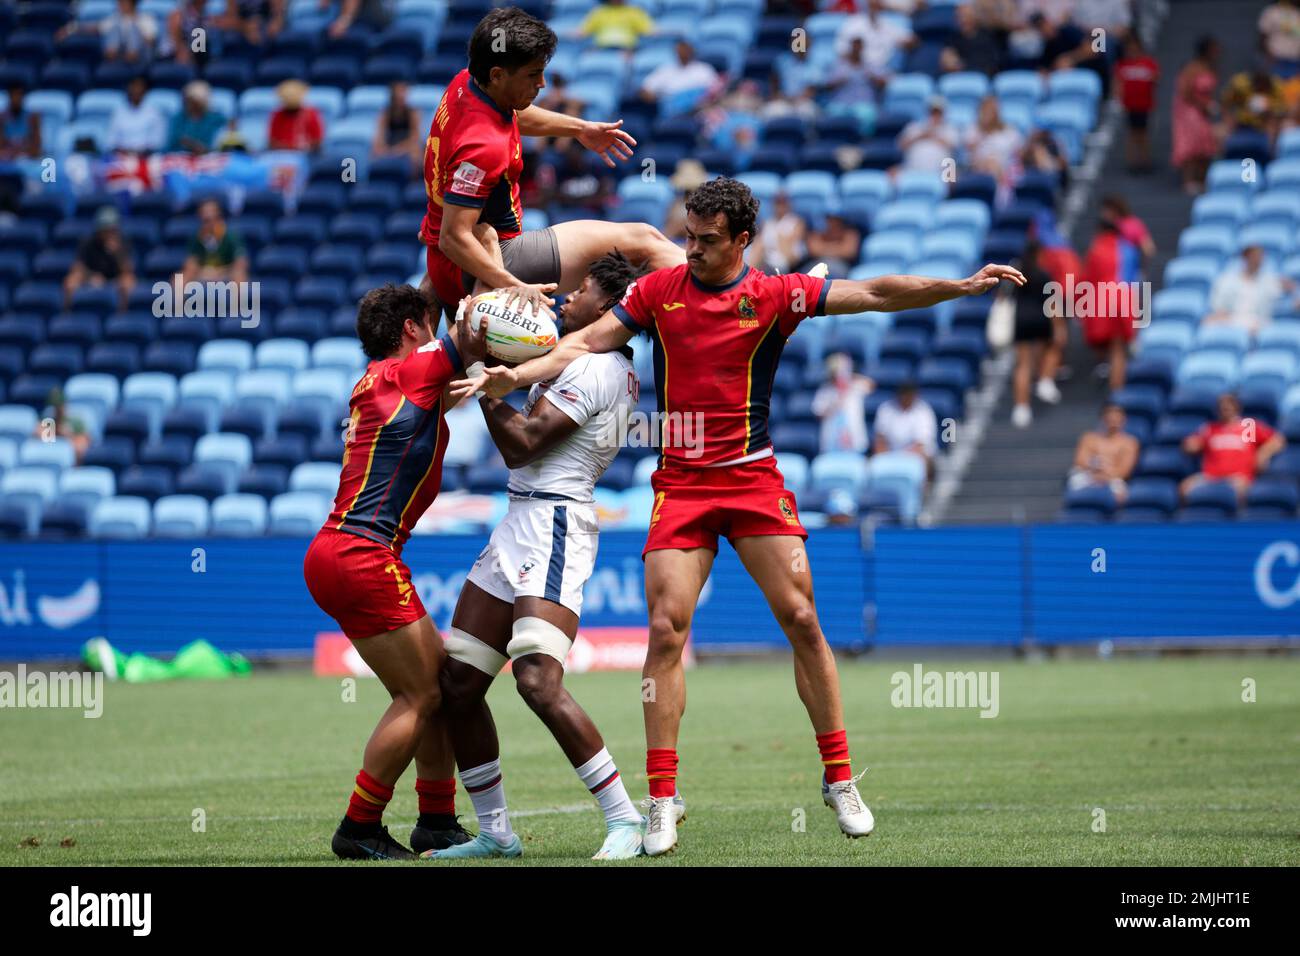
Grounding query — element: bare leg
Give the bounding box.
[731,534,844,734]
[549,220,686,294]
[642,548,715,750]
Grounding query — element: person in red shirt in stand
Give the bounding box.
[1181,393,1287,502]
[268,79,323,151]
[1116,34,1159,172]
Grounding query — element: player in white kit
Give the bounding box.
[426,252,647,861]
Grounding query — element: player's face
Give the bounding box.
[684,211,748,284]
[495,60,548,111]
[558,275,606,332]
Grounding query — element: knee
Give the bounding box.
[647,609,690,661]
[633,222,671,253]
[405,683,442,720]
[778,602,823,648]
[513,662,561,713]
[437,676,477,717]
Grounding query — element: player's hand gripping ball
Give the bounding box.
[463,290,559,364]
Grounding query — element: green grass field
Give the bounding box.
[2,658,1297,866]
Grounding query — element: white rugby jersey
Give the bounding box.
[506,350,638,502]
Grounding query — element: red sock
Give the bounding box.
[415,777,456,816]
[817,730,852,784]
[646,748,678,799]
[346,769,393,825]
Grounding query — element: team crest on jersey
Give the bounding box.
[451,161,485,195]
[738,295,759,327]
[518,560,536,581]
[778,497,797,524]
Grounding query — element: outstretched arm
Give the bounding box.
[823,263,1026,314]
[450,311,634,400]
[516,106,636,167]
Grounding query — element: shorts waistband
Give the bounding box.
[507,490,588,503]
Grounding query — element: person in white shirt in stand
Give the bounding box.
[1203,244,1298,336]
[873,380,939,480]
[639,39,720,106]
[106,75,166,154]
[898,96,959,176]
[812,352,874,454]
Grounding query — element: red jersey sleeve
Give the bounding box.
[443,125,509,209]
[773,272,831,336]
[612,272,657,333]
[393,333,463,409]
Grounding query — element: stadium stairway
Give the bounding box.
[941,0,1270,524]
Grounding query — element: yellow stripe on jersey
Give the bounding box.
[392,394,445,545]
[743,322,779,452]
[337,396,406,529]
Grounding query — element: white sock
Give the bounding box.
[575,747,641,827]
[460,759,514,844]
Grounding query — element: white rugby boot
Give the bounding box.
[822,769,874,838]
[641,793,686,856]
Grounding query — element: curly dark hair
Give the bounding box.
[684,177,759,244]
[355,284,434,361]
[587,249,645,306]
[468,7,557,86]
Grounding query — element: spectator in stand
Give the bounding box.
[1067,403,1138,504]
[1099,195,1155,262]
[1181,393,1287,503]
[702,81,764,162]
[372,82,422,167]
[827,36,883,104]
[873,381,938,479]
[160,0,211,67]
[220,0,286,45]
[0,85,41,161]
[167,80,225,154]
[64,207,136,312]
[578,0,655,50]
[940,2,1005,76]
[1171,36,1222,195]
[746,192,806,275]
[662,159,708,244]
[1116,33,1159,173]
[268,80,324,152]
[1081,213,1141,391]
[898,96,959,176]
[58,0,159,65]
[182,199,248,286]
[835,0,917,72]
[813,352,874,454]
[640,39,720,111]
[965,95,1024,197]
[1259,0,1300,80]
[775,43,818,100]
[106,75,166,154]
[536,139,616,215]
[800,212,860,276]
[1204,245,1298,336]
[1010,236,1065,429]
[1222,68,1288,140]
[326,0,394,39]
[34,388,91,466]
[1019,128,1070,190]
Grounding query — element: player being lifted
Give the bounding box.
[421,7,685,317]
[454,178,1026,855]
[423,252,646,861]
[303,284,489,861]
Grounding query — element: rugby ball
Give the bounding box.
[466,290,559,363]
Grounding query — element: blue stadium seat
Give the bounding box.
[89,496,151,538]
[1181,480,1238,520]
[152,495,210,537]
[211,493,270,537]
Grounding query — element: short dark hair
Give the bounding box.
[587,249,644,305]
[467,7,557,86]
[355,284,433,361]
[684,177,759,243]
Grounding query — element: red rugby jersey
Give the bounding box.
[418,69,525,251]
[613,263,830,467]
[326,334,463,553]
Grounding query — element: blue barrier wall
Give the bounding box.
[1,522,1296,659]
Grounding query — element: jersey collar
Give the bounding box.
[468,75,514,123]
[689,263,750,293]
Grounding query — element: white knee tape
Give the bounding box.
[443,627,507,676]
[506,617,572,665]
